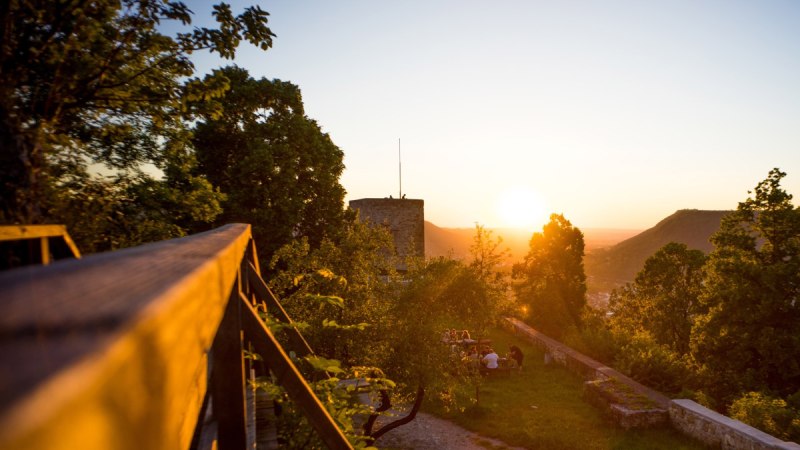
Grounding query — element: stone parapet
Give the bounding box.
[670,400,800,450]
[503,317,800,448]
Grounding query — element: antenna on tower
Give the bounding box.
[398,138,402,199]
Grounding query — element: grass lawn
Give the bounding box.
[425,326,708,449]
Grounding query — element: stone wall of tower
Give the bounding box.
[348,198,425,265]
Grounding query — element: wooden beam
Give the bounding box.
[211,290,248,450]
[238,294,353,450]
[0,225,69,242]
[245,261,315,357]
[39,237,50,265]
[0,224,252,450]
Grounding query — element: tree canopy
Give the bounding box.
[0,1,274,250]
[192,66,348,262]
[691,168,800,405]
[609,242,706,356]
[513,213,587,339]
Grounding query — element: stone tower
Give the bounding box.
[348,198,424,270]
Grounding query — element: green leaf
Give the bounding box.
[304,294,345,309]
[305,355,345,374]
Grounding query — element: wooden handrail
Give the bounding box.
[0,224,352,449]
[245,261,316,358]
[0,224,81,268]
[239,293,352,449]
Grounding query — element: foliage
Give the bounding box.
[609,242,706,356]
[192,66,348,262]
[513,213,587,339]
[562,308,618,365]
[728,392,800,442]
[252,363,392,449]
[385,257,464,390]
[691,168,800,406]
[268,218,397,369]
[614,332,690,394]
[0,1,272,246]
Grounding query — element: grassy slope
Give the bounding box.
[425,327,707,450]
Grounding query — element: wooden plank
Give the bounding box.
[40,237,50,265]
[238,293,353,450]
[211,291,248,449]
[0,225,69,242]
[0,224,252,450]
[245,261,315,357]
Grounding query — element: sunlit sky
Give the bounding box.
[186,1,800,231]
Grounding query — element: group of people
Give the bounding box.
[460,343,525,375]
[441,328,476,345]
[441,328,525,375]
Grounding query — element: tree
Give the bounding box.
[267,216,397,368]
[513,213,587,339]
[691,168,800,406]
[609,242,706,355]
[0,1,273,243]
[192,66,348,262]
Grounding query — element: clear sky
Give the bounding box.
[185,0,800,231]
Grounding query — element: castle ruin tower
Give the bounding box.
[349,198,424,271]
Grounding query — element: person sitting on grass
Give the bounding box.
[461,329,476,344]
[481,348,499,374]
[509,344,524,370]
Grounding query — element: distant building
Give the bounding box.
[349,198,424,271]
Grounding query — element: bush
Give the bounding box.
[729,392,800,442]
[614,332,689,394]
[562,309,618,364]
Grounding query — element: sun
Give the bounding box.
[496,187,549,230]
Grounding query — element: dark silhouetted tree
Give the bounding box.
[513,213,587,339]
[0,1,273,249]
[609,242,706,355]
[192,66,347,262]
[692,168,800,407]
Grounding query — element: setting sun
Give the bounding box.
[496,187,549,230]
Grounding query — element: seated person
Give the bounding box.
[441,329,451,343]
[463,346,480,373]
[448,328,459,343]
[509,345,524,370]
[460,329,476,344]
[481,348,499,372]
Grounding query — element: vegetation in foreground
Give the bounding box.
[425,327,707,450]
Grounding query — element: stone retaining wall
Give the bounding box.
[503,317,800,449]
[671,400,800,450]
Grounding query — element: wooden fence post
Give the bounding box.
[211,289,248,449]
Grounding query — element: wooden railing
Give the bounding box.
[0,224,353,449]
[0,224,81,269]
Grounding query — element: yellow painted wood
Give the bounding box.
[0,224,252,450]
[0,224,67,241]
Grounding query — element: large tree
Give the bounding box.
[609,242,706,355]
[691,168,800,406]
[0,1,273,247]
[192,66,348,262]
[513,213,587,339]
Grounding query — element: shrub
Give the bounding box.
[614,332,689,394]
[729,392,800,442]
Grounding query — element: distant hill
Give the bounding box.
[585,209,730,292]
[424,222,641,263]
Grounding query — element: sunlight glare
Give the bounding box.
[496,187,549,230]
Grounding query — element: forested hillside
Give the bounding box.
[584,210,729,291]
[425,222,640,263]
